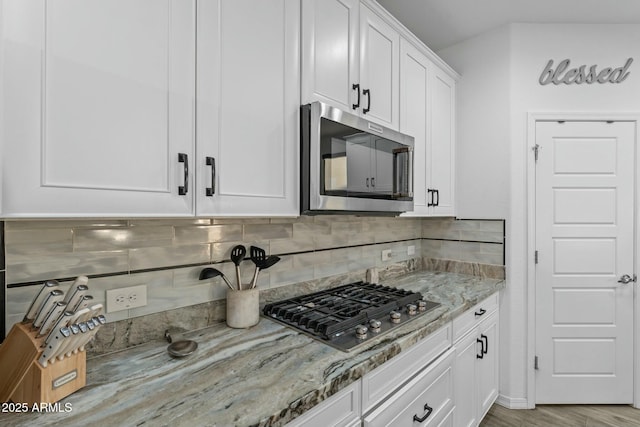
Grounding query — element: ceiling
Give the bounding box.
[376,0,640,51]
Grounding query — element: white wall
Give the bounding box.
[439,23,640,408]
[438,26,511,220]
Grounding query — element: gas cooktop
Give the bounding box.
[262,281,440,352]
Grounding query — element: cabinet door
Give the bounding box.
[359,4,399,130]
[477,312,499,420]
[453,330,480,427]
[285,380,361,427]
[196,0,299,216]
[399,39,430,216]
[301,0,359,112]
[430,68,455,216]
[2,0,195,217]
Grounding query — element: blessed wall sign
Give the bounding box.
[539,58,633,85]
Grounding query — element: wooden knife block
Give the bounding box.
[0,322,86,404]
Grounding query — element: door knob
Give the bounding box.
[617,274,636,284]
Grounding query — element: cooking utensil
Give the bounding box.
[250,255,280,289]
[249,246,267,288]
[37,301,67,337]
[68,307,91,326]
[32,289,64,329]
[23,280,60,322]
[43,310,74,343]
[230,245,246,290]
[199,267,234,290]
[63,276,89,305]
[66,322,88,357]
[167,340,198,358]
[55,323,80,361]
[70,294,94,313]
[38,326,71,368]
[64,284,88,313]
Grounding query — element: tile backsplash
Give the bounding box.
[2,216,505,348]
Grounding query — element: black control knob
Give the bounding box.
[369,319,382,333]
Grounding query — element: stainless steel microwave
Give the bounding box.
[301,102,414,215]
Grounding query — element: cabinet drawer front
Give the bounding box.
[285,380,361,427]
[362,324,452,412]
[453,292,498,342]
[363,349,455,427]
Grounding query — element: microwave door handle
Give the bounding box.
[392,147,413,198]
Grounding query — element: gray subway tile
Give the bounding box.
[74,226,174,251]
[129,244,210,271]
[5,228,73,255]
[174,224,243,245]
[129,219,211,227]
[6,250,129,284]
[270,237,315,255]
[480,220,505,233]
[243,223,293,241]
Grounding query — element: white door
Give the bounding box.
[359,4,399,130]
[2,0,195,217]
[300,0,359,112]
[399,38,430,215]
[535,120,635,403]
[430,69,455,216]
[196,0,299,216]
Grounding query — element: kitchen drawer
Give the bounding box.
[361,323,452,412]
[285,380,361,427]
[453,292,498,342]
[363,348,455,427]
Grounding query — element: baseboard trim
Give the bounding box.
[496,394,531,409]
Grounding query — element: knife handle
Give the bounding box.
[37,301,67,338]
[38,326,71,368]
[56,323,80,361]
[43,310,74,342]
[32,289,64,329]
[63,276,89,304]
[64,284,89,312]
[23,280,60,322]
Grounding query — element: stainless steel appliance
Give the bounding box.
[263,282,439,352]
[301,102,414,215]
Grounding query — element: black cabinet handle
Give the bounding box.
[352,83,360,110]
[178,153,189,195]
[371,177,375,187]
[366,178,370,188]
[481,334,488,355]
[413,403,433,423]
[475,308,486,317]
[434,189,440,206]
[205,156,216,196]
[427,189,434,207]
[363,89,371,114]
[477,337,484,359]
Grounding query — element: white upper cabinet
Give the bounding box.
[302,0,400,130]
[196,0,299,216]
[430,67,456,216]
[400,39,456,217]
[358,4,399,130]
[1,0,196,217]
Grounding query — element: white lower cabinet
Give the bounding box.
[453,295,500,427]
[285,380,361,427]
[363,349,455,427]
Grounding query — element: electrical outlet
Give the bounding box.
[407,245,416,256]
[381,249,393,261]
[106,285,147,313]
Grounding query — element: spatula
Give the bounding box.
[230,245,246,290]
[249,246,266,289]
[250,255,280,289]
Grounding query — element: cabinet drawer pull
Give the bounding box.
[434,189,439,206]
[205,157,216,196]
[477,337,484,359]
[178,153,189,195]
[366,177,370,188]
[427,189,434,207]
[474,308,486,317]
[363,88,371,114]
[413,403,433,423]
[481,334,488,355]
[352,83,360,110]
[371,177,375,187]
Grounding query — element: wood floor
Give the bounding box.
[480,403,640,427]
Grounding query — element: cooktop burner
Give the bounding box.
[262,281,440,351]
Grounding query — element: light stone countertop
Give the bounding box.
[0,271,504,427]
